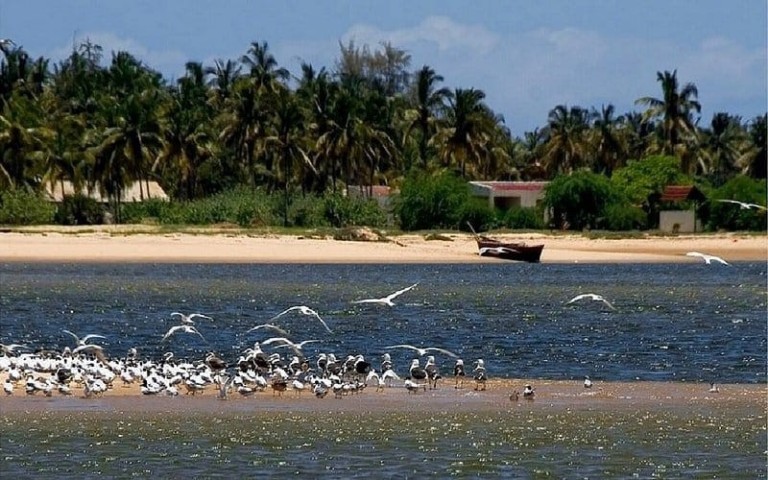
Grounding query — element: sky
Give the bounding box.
[2,0,766,135]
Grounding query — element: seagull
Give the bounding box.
[716,199,767,211]
[171,312,213,325]
[63,329,107,347]
[161,325,206,342]
[584,376,593,389]
[385,344,458,358]
[523,384,535,399]
[351,283,419,307]
[566,293,616,310]
[0,343,26,355]
[262,337,319,356]
[270,306,333,333]
[686,252,730,266]
[708,382,720,393]
[245,323,289,336]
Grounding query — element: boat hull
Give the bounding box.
[476,237,544,263]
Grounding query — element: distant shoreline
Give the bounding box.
[0,226,765,264]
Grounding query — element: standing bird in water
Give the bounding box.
[424,356,441,389]
[523,384,535,399]
[473,359,487,391]
[453,359,466,389]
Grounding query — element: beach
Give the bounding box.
[0,226,765,264]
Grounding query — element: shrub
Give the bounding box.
[544,170,622,230]
[601,203,647,231]
[502,207,545,230]
[706,176,767,231]
[394,171,471,231]
[54,195,104,225]
[457,199,498,232]
[323,193,387,228]
[0,189,56,225]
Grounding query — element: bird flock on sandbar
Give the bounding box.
[2,259,731,402]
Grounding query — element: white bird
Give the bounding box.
[245,323,289,336]
[0,343,25,355]
[63,329,107,346]
[351,283,419,307]
[171,312,213,324]
[708,382,720,393]
[566,293,616,310]
[385,344,458,358]
[161,325,206,342]
[584,376,593,389]
[3,379,13,395]
[269,306,333,333]
[716,199,767,211]
[686,252,730,266]
[262,337,319,355]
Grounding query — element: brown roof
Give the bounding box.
[660,185,706,202]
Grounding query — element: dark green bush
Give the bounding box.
[544,170,622,230]
[54,195,104,225]
[0,189,56,225]
[502,207,545,230]
[601,203,647,231]
[394,171,471,231]
[457,199,498,232]
[323,193,387,228]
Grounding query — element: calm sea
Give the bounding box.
[1,261,766,477]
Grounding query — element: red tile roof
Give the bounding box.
[660,185,706,202]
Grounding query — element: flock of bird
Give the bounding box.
[2,248,733,402]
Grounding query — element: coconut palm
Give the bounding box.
[241,41,289,94]
[635,70,701,159]
[697,112,746,185]
[403,65,452,169]
[541,104,593,176]
[590,104,626,175]
[738,114,767,179]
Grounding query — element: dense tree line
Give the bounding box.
[0,38,765,230]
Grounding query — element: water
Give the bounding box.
[1,262,765,382]
[1,261,766,478]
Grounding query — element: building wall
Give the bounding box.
[659,210,701,233]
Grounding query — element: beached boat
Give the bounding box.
[468,223,544,263]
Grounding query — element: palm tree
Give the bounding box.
[433,88,492,178]
[0,93,50,189]
[205,58,241,107]
[241,41,289,94]
[590,104,626,175]
[738,114,767,179]
[698,112,746,185]
[541,104,592,176]
[635,70,701,162]
[403,65,452,169]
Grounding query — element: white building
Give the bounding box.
[469,181,548,210]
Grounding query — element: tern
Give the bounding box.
[269,306,333,333]
[686,251,730,266]
[161,325,206,342]
[716,199,767,211]
[566,293,616,310]
[351,283,418,307]
[385,344,458,358]
[171,312,213,324]
[63,329,107,346]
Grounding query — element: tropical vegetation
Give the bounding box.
[0,39,765,231]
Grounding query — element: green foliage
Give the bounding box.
[502,207,545,230]
[602,203,647,231]
[611,155,690,205]
[706,176,767,231]
[322,194,387,228]
[0,189,56,225]
[544,170,621,230]
[456,199,498,232]
[394,171,472,231]
[54,195,104,225]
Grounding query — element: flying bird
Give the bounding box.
[262,337,320,356]
[171,312,213,324]
[385,344,458,358]
[351,283,419,306]
[716,199,767,211]
[161,325,206,342]
[686,251,730,266]
[63,329,107,347]
[269,306,333,333]
[246,323,289,336]
[566,293,616,310]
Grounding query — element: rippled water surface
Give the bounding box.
[1,262,766,477]
[1,262,765,382]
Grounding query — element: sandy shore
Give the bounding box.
[1,376,764,414]
[0,226,765,263]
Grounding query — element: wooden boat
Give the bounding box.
[467,223,544,263]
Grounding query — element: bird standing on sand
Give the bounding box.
[566,293,616,311]
[473,359,487,391]
[351,283,419,307]
[453,359,466,389]
[584,376,593,389]
[686,251,730,266]
[523,384,535,399]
